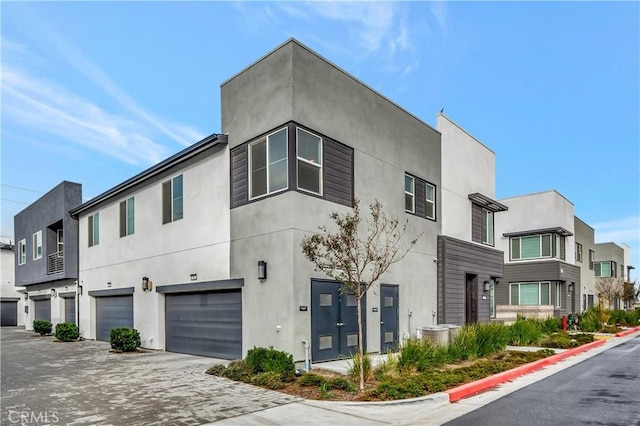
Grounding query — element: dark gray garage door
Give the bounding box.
[96,295,133,341]
[1,301,18,326]
[165,290,242,359]
[64,297,76,324]
[34,299,51,322]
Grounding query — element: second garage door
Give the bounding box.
[96,295,133,341]
[34,299,51,322]
[1,301,18,326]
[165,290,242,359]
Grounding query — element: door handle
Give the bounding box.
[336,322,344,327]
[380,321,385,325]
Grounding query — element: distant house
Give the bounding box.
[1,237,25,326]
[13,181,81,330]
[593,242,632,309]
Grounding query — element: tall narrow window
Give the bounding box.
[163,175,184,224]
[119,197,135,237]
[88,212,100,247]
[249,128,288,199]
[482,210,494,245]
[555,283,563,308]
[297,128,322,195]
[33,230,42,260]
[56,229,64,253]
[404,175,415,213]
[575,243,583,262]
[18,239,26,265]
[425,183,435,219]
[489,279,495,318]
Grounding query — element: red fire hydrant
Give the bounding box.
[562,315,568,331]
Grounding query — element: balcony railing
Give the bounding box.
[47,251,64,275]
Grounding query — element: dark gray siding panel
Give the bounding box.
[230,145,248,208]
[323,138,353,207]
[165,290,242,359]
[1,301,18,326]
[437,236,504,325]
[96,295,134,342]
[471,203,482,244]
[34,299,51,322]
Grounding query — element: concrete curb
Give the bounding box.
[615,325,640,337]
[444,339,606,403]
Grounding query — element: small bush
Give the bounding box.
[33,320,52,336]
[601,324,620,334]
[245,346,295,380]
[370,374,426,400]
[580,307,601,332]
[447,326,477,361]
[326,377,357,392]
[252,371,285,389]
[109,327,140,352]
[573,333,595,345]
[375,353,399,378]
[348,351,374,381]
[205,364,227,376]
[539,317,562,334]
[222,360,253,382]
[54,322,79,341]
[539,332,576,349]
[475,323,510,357]
[298,373,325,386]
[509,318,543,346]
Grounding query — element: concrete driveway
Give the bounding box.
[0,327,299,425]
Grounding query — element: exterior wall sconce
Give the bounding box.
[483,280,491,292]
[568,283,574,295]
[142,277,153,292]
[78,285,83,295]
[51,289,57,298]
[190,274,198,281]
[258,261,267,281]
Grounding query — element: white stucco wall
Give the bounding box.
[1,238,26,326]
[437,114,497,241]
[496,191,576,264]
[77,148,230,348]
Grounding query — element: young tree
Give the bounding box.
[596,277,625,310]
[301,199,420,391]
[622,280,639,309]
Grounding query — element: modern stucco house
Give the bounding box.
[593,241,633,309]
[1,237,26,327]
[574,217,597,311]
[13,181,81,330]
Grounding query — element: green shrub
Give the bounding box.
[573,333,595,345]
[370,374,426,400]
[245,346,295,380]
[298,373,325,386]
[580,307,601,332]
[222,360,253,382]
[326,377,357,392]
[33,320,52,336]
[601,324,620,334]
[109,327,140,352]
[252,371,285,389]
[205,364,227,376]
[622,310,639,326]
[54,322,79,341]
[539,332,576,349]
[475,323,510,357]
[509,318,543,346]
[375,353,399,378]
[447,326,477,361]
[539,317,562,334]
[348,351,374,381]
[608,309,626,325]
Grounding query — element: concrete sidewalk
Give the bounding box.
[208,330,640,425]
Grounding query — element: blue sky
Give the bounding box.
[2,2,639,275]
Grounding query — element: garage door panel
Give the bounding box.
[166,290,242,360]
[34,299,51,322]
[96,296,133,342]
[1,301,18,326]
[64,297,76,324]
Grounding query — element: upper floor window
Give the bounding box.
[32,230,42,260]
[119,197,135,237]
[88,212,100,247]
[425,183,436,220]
[595,261,617,278]
[510,281,550,305]
[482,209,494,246]
[575,243,583,262]
[405,175,415,213]
[621,264,625,279]
[589,250,595,270]
[163,175,184,224]
[249,128,288,199]
[510,233,564,261]
[297,128,322,195]
[18,239,26,265]
[56,230,64,253]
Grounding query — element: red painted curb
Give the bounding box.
[445,339,606,403]
[615,325,640,337]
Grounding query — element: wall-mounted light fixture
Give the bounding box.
[568,283,574,295]
[190,274,198,281]
[483,280,491,292]
[78,285,83,295]
[142,277,153,292]
[258,261,267,281]
[51,288,57,298]
[494,279,500,285]
[107,282,112,288]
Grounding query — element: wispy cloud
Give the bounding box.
[593,216,640,244]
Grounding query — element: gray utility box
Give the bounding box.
[422,326,449,346]
[439,324,462,342]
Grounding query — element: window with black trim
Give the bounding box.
[404,173,436,221]
[163,175,183,224]
[88,212,99,247]
[575,242,582,262]
[32,230,42,260]
[296,128,322,195]
[589,250,595,270]
[249,128,288,199]
[510,233,565,261]
[18,239,26,265]
[425,183,435,220]
[405,174,415,213]
[119,197,135,237]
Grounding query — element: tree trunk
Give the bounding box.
[357,291,364,391]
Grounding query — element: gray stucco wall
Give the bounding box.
[14,181,81,286]
[222,39,442,361]
[437,235,504,325]
[574,217,596,310]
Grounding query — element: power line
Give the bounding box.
[1,184,45,194]
[1,199,31,205]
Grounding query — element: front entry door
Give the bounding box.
[311,280,366,362]
[380,284,399,353]
[465,274,478,324]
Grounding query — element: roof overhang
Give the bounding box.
[503,226,573,238]
[468,193,508,212]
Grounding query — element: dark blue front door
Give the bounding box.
[311,280,366,362]
[380,284,399,353]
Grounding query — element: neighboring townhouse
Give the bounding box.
[436,114,508,325]
[593,242,631,309]
[69,134,232,356]
[13,181,81,330]
[1,237,26,326]
[574,217,597,311]
[493,191,580,321]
